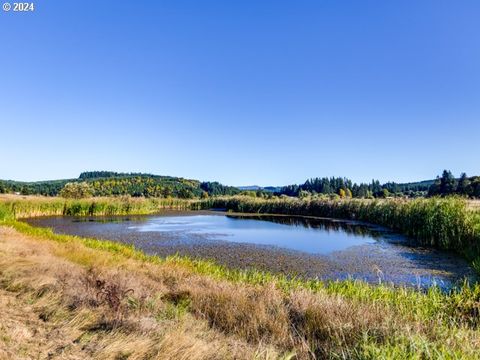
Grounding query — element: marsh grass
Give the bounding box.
[0,195,193,218]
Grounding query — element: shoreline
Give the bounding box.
[23,212,477,290]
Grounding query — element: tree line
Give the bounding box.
[428,170,480,197]
[277,171,479,199]
[1,170,478,199]
[278,177,428,198]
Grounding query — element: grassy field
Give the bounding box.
[1,195,480,358]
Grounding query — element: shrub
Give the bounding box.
[59,182,93,199]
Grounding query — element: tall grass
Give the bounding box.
[0,195,193,218]
[197,196,480,264]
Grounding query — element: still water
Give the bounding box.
[25,211,476,289]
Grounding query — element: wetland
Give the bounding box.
[24,210,476,289]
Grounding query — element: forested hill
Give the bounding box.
[0,171,240,198]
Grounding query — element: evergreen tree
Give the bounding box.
[457,173,470,196]
[439,170,456,195]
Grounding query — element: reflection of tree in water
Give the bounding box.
[227,215,387,239]
[72,216,149,224]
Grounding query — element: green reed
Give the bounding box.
[0,196,193,218]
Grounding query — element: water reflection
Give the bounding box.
[226,214,390,239]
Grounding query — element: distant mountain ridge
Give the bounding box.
[237,185,281,192]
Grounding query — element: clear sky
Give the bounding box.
[1,0,479,186]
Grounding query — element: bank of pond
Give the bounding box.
[2,195,480,289]
[23,210,476,290]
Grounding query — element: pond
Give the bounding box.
[24,210,476,289]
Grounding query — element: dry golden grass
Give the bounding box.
[467,199,480,210]
[0,227,280,360]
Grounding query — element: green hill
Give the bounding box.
[0,171,240,198]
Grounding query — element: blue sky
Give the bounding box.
[1,0,479,186]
